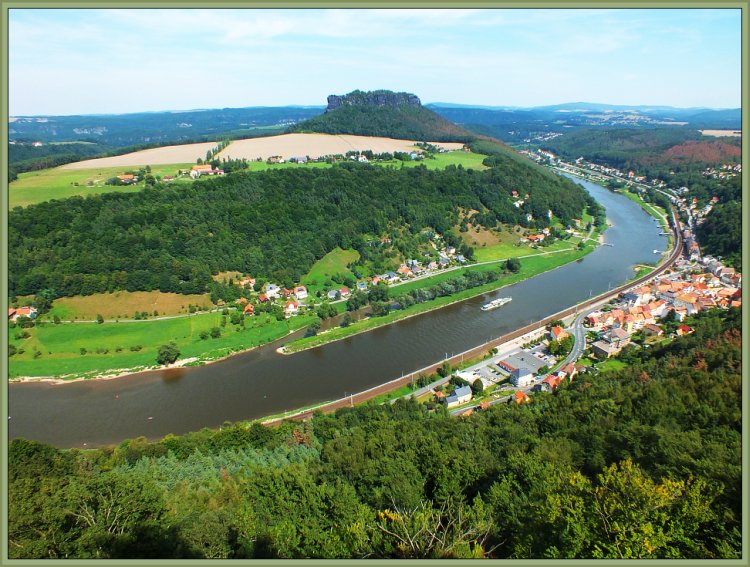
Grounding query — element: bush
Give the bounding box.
[199,330,209,340]
[96,314,104,324]
[156,342,180,365]
[129,345,142,352]
[210,327,221,339]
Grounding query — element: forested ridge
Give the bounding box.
[290,94,474,142]
[9,160,590,298]
[8,308,741,559]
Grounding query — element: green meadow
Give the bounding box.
[9,163,194,208]
[300,247,361,294]
[9,310,314,379]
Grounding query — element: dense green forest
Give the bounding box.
[290,104,474,142]
[9,159,590,299]
[8,308,741,559]
[698,199,743,271]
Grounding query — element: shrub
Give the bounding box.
[156,342,180,365]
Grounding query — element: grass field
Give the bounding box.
[300,247,361,294]
[45,291,215,320]
[10,151,485,208]
[9,310,314,379]
[9,163,194,208]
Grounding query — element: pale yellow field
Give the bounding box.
[57,133,465,171]
[216,133,465,161]
[699,129,742,137]
[60,141,218,169]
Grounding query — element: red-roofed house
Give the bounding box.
[676,324,694,337]
[258,294,269,303]
[8,306,37,322]
[285,301,299,316]
[549,326,569,342]
[243,303,255,315]
[294,286,308,300]
[514,391,531,405]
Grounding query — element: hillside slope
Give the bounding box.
[290,90,475,142]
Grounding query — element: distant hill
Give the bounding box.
[289,90,475,142]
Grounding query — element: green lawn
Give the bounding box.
[596,358,628,372]
[9,310,314,379]
[9,164,194,208]
[301,247,361,294]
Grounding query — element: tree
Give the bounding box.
[437,361,452,378]
[156,342,180,365]
[210,327,221,339]
[471,379,484,396]
[340,312,352,327]
[505,257,521,273]
[305,320,321,337]
[96,314,104,324]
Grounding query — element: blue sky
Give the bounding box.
[9,8,742,116]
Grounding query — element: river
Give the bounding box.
[8,177,668,448]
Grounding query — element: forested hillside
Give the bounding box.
[290,90,474,142]
[9,160,590,299]
[8,308,741,559]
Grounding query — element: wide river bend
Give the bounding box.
[8,177,667,447]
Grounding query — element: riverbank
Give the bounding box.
[280,241,599,354]
[9,318,312,383]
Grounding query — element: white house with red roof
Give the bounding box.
[284,300,299,316]
[294,286,308,300]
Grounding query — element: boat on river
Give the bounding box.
[481,297,512,311]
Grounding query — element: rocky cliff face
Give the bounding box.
[327,90,422,112]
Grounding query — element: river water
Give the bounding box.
[8,177,668,448]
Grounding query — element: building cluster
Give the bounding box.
[702,163,742,180]
[584,258,741,358]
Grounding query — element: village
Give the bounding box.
[395,247,742,416]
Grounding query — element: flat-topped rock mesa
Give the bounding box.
[327,90,422,112]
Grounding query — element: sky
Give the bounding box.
[8,8,742,116]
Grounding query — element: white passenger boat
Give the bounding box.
[481,297,512,311]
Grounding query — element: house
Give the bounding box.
[281,288,294,298]
[266,283,280,299]
[357,281,368,291]
[371,276,382,286]
[511,367,534,388]
[294,286,308,300]
[606,327,631,349]
[243,303,255,315]
[676,324,694,337]
[456,255,466,263]
[561,363,578,380]
[8,306,37,322]
[539,374,564,392]
[189,164,224,178]
[284,301,299,316]
[445,385,472,408]
[397,265,413,278]
[117,173,136,183]
[591,340,619,359]
[258,293,269,303]
[327,290,340,300]
[514,390,531,405]
[643,323,663,336]
[340,287,351,299]
[549,326,569,342]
